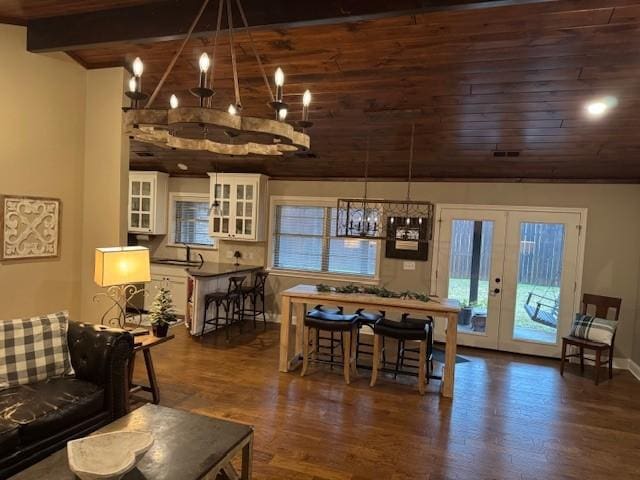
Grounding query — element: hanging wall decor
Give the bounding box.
[1,195,61,260]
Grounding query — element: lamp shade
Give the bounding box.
[94,246,151,287]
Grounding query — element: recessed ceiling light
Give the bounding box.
[177,163,188,171]
[585,96,618,118]
[586,101,607,117]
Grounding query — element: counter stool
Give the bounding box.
[308,305,343,370]
[202,276,245,341]
[355,309,386,369]
[240,271,269,329]
[398,315,435,381]
[301,309,359,384]
[369,315,434,395]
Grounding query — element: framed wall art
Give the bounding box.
[1,195,61,261]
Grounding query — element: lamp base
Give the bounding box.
[93,284,147,330]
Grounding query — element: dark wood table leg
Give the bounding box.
[143,349,161,404]
[241,435,253,479]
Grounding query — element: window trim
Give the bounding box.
[167,192,217,250]
[267,195,381,282]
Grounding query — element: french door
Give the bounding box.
[433,206,586,357]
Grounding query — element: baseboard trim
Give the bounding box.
[629,360,640,382]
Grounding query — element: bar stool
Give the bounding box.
[369,315,434,395]
[202,276,245,341]
[308,305,343,368]
[301,309,359,384]
[240,270,269,329]
[355,309,386,369]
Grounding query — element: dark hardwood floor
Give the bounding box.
[132,324,640,479]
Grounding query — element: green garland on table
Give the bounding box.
[315,283,430,303]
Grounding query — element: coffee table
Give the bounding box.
[11,404,253,480]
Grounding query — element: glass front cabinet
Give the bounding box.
[128,171,169,234]
[208,173,268,241]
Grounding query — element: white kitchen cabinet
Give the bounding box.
[207,173,268,241]
[144,264,188,316]
[128,171,169,234]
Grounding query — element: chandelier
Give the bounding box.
[336,124,434,243]
[123,0,312,156]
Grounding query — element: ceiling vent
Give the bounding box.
[493,150,520,157]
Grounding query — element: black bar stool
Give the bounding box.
[355,309,386,369]
[398,315,435,380]
[369,314,434,395]
[202,276,245,341]
[308,305,343,369]
[240,270,269,329]
[301,309,359,384]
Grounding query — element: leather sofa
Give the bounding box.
[0,322,133,477]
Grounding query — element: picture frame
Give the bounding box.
[384,217,429,261]
[1,195,61,261]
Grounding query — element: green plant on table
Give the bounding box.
[149,288,177,325]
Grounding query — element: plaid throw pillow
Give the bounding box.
[570,313,618,346]
[0,311,75,389]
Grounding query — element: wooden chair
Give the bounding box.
[560,293,621,385]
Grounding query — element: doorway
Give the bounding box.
[432,205,586,358]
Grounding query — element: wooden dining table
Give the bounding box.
[279,284,462,398]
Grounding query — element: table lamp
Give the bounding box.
[94,246,151,331]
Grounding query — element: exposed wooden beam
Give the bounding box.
[26,0,558,52]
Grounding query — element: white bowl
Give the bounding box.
[67,431,154,480]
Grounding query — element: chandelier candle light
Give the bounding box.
[123,0,312,157]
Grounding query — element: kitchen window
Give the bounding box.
[170,194,215,248]
[270,199,379,279]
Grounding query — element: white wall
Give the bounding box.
[0,25,128,324]
[0,25,86,319]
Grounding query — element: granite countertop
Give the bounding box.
[186,262,264,278]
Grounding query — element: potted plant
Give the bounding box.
[148,287,177,337]
[457,301,475,326]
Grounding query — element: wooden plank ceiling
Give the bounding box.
[5,0,640,181]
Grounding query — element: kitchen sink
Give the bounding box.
[152,258,202,266]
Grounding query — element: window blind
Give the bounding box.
[174,200,214,246]
[273,204,377,277]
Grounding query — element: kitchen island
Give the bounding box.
[185,262,263,336]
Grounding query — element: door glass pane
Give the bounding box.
[245,219,252,235]
[213,217,220,232]
[141,214,150,229]
[512,222,564,344]
[132,181,140,195]
[246,185,253,200]
[131,197,140,211]
[222,201,229,216]
[245,202,253,217]
[142,182,151,195]
[237,184,244,199]
[141,197,150,212]
[131,213,139,227]
[222,218,229,233]
[236,202,244,216]
[223,184,230,199]
[447,220,494,335]
[236,219,243,234]
[214,184,222,200]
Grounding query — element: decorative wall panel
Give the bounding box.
[1,195,61,260]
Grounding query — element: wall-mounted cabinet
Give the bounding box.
[207,173,268,242]
[128,171,169,234]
